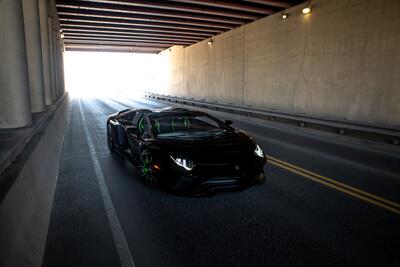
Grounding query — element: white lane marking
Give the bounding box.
[78,100,136,267]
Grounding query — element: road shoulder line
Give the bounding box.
[78,100,136,267]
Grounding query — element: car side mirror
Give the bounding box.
[126,126,140,137]
[225,120,233,126]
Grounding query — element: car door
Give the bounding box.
[116,123,129,149]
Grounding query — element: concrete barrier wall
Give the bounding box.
[0,97,69,267]
[163,46,185,97]
[159,0,400,127]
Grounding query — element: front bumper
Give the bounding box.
[168,171,265,195]
[155,154,266,195]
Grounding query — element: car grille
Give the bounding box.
[193,161,247,178]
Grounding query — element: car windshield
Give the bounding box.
[151,114,226,137]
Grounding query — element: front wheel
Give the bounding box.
[138,150,158,189]
[254,171,266,185]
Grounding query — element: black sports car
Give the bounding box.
[107,107,266,195]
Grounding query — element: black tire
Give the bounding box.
[254,171,266,185]
[138,149,158,189]
[107,123,115,152]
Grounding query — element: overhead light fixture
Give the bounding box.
[281,13,289,19]
[207,39,213,46]
[302,6,312,14]
[60,33,65,39]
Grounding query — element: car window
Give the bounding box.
[131,113,142,126]
[118,110,136,125]
[151,114,225,137]
[127,111,136,122]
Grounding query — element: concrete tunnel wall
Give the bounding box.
[0,0,65,129]
[158,0,400,127]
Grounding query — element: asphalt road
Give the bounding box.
[43,97,400,267]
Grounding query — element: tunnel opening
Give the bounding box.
[64,51,166,98]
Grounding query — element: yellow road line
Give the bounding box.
[267,155,400,209]
[267,157,400,215]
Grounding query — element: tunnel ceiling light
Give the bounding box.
[302,6,312,15]
[207,39,213,46]
[281,13,288,19]
[61,33,65,39]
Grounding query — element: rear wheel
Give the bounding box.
[138,150,158,189]
[107,123,115,152]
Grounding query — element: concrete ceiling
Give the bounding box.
[57,0,304,53]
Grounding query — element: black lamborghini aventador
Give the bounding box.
[106,107,266,195]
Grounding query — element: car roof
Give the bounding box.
[158,107,190,112]
[119,107,207,120]
[148,109,206,118]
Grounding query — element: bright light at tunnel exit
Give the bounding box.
[64,51,166,98]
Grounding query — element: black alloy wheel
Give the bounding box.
[138,149,158,189]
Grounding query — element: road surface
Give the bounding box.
[43,97,400,267]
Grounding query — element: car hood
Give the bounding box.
[150,131,254,163]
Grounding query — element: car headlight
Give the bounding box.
[254,144,264,158]
[170,156,195,171]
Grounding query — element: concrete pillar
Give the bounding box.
[0,0,32,129]
[22,0,46,113]
[56,40,64,97]
[47,19,57,101]
[39,0,53,105]
[53,31,60,99]
[59,40,66,95]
